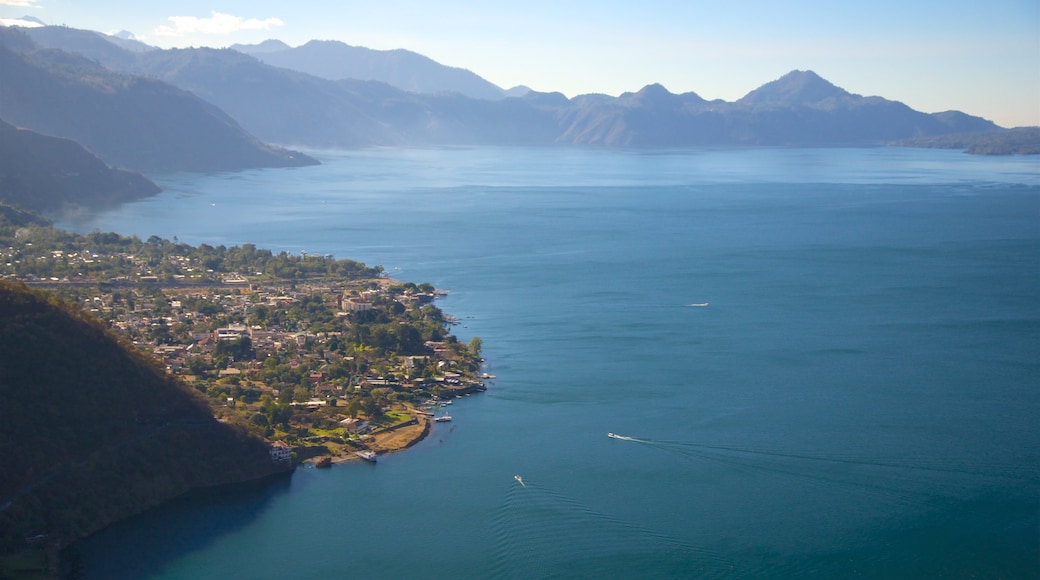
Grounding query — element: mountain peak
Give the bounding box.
[619,83,675,104]
[231,39,291,54]
[739,70,851,106]
[637,83,673,97]
[505,85,532,98]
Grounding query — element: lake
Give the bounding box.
[63,147,1040,578]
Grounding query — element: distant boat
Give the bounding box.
[608,432,620,439]
[688,302,709,307]
[356,450,377,462]
[514,474,526,487]
[434,415,452,423]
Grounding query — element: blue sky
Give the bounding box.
[2,0,1038,127]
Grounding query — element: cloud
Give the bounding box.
[0,0,40,6]
[0,17,42,27]
[153,11,284,37]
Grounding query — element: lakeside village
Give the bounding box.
[0,223,490,466]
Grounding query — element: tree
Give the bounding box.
[259,393,275,413]
[187,357,210,376]
[346,398,361,418]
[250,413,270,427]
[215,336,253,361]
[468,336,483,357]
[278,386,295,404]
[360,396,381,418]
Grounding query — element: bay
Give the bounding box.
[62,147,1040,578]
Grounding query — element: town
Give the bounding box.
[0,218,487,464]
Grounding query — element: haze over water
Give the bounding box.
[64,147,1039,578]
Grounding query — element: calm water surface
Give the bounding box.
[63,147,1039,578]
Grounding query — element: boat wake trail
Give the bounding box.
[618,434,1032,480]
[489,475,734,579]
[606,432,1032,509]
[606,432,644,442]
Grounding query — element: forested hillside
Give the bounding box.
[0,119,160,212]
[0,281,289,553]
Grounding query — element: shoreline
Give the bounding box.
[309,410,435,466]
[303,384,485,467]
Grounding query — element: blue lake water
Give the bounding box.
[62,147,1039,578]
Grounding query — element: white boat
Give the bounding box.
[356,450,377,462]
[514,474,526,487]
[434,415,453,422]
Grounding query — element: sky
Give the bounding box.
[2,0,1038,127]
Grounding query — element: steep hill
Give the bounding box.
[0,27,317,173]
[0,281,290,552]
[0,119,160,213]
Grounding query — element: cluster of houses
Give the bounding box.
[4,240,493,465]
[1,244,220,284]
[61,278,483,396]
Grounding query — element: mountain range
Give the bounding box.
[0,26,317,173]
[231,39,513,100]
[11,23,1002,154]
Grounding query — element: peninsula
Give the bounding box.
[0,209,486,572]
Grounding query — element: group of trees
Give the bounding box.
[2,214,487,455]
[1,219,385,283]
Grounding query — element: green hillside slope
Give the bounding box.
[0,119,160,213]
[0,281,290,554]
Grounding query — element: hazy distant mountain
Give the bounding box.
[104,30,153,53]
[231,39,508,100]
[504,85,533,98]
[0,27,317,172]
[26,30,534,147]
[124,46,404,148]
[556,72,997,147]
[232,38,290,54]
[556,84,718,146]
[0,118,160,212]
[737,69,851,107]
[16,25,1003,152]
[21,24,144,68]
